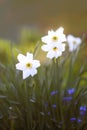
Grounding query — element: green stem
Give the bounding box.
[10,119,15,130]
[59,96,65,130]
[25,79,32,130]
[54,59,65,130]
[66,54,73,88]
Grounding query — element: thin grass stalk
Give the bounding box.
[53,58,65,130]
[66,53,73,88]
[57,60,65,130]
[53,58,59,122]
[10,119,15,130]
[24,79,32,130]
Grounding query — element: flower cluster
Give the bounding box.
[16,27,82,79]
[41,27,66,59]
[46,88,87,125]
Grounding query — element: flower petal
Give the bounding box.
[30,68,37,76]
[16,63,26,71]
[41,36,51,44]
[26,53,33,60]
[23,70,31,79]
[47,50,55,59]
[55,51,62,58]
[33,60,40,68]
[41,44,51,51]
[17,54,26,62]
[56,27,64,34]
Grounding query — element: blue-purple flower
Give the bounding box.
[50,90,58,96]
[67,88,75,95]
[79,106,87,115]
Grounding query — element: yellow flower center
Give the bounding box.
[52,36,58,42]
[26,62,32,68]
[53,47,58,51]
[73,41,76,44]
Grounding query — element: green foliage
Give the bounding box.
[0,29,43,65]
[0,39,87,130]
[0,40,13,64]
[20,28,42,44]
[0,38,36,64]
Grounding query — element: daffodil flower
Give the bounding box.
[67,35,82,52]
[41,27,66,44]
[16,52,40,79]
[41,43,65,59]
[41,27,66,59]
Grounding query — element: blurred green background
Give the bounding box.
[0,0,87,64]
[0,0,87,41]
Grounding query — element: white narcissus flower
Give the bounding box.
[41,27,66,59]
[41,27,66,44]
[16,52,40,79]
[41,43,65,59]
[67,35,82,52]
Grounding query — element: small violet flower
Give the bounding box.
[80,106,86,111]
[52,104,56,108]
[70,117,82,123]
[79,106,87,115]
[47,111,51,115]
[67,88,75,95]
[77,119,82,123]
[70,117,76,121]
[67,34,82,52]
[16,52,40,79]
[50,90,58,96]
[63,96,72,101]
